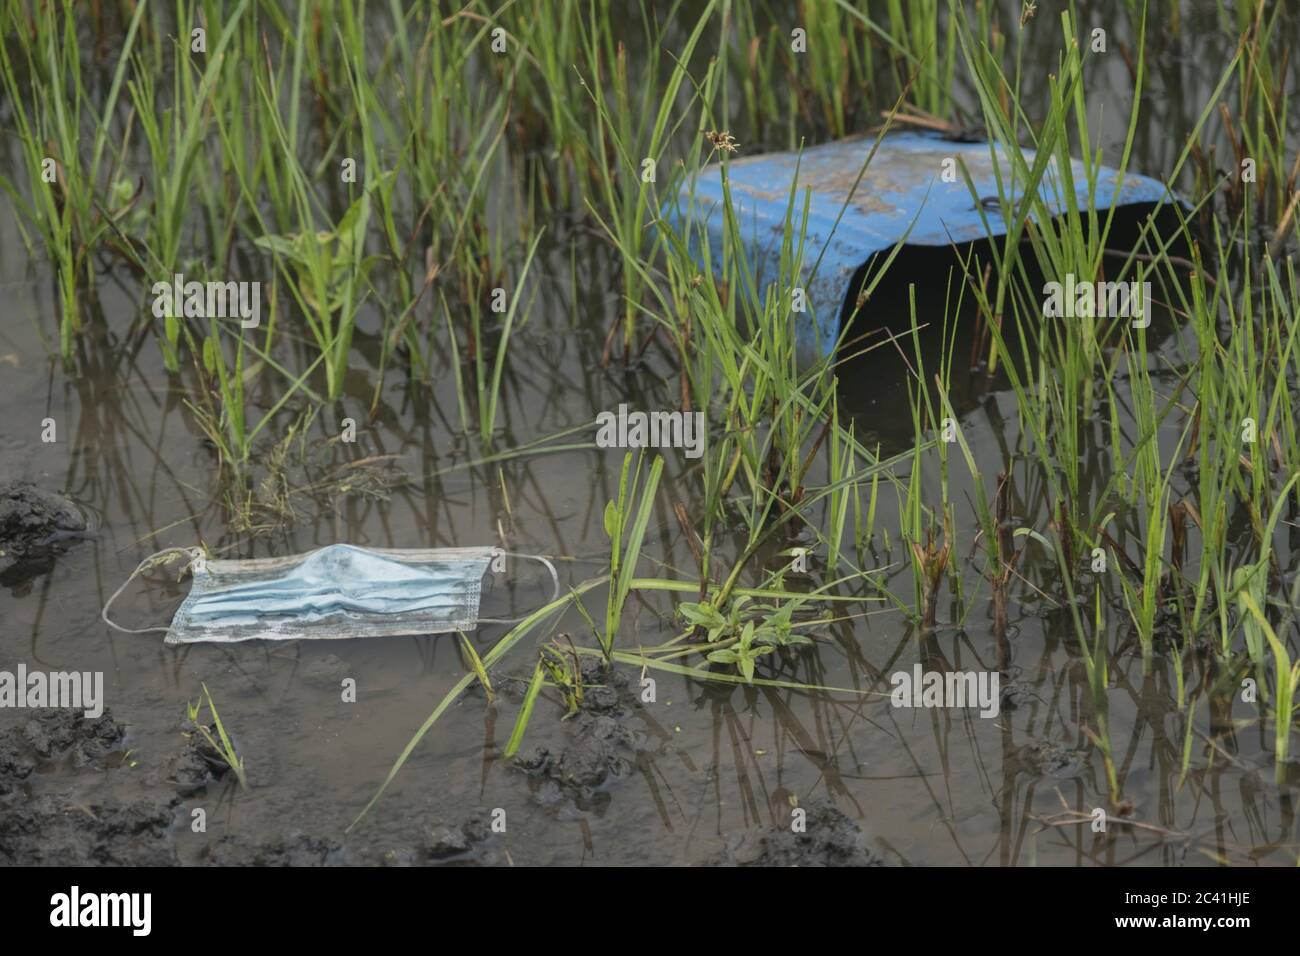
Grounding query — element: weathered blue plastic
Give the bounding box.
[663,131,1174,359]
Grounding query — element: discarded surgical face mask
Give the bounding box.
[102,544,560,645]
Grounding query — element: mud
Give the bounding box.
[0,482,90,592]
[0,708,126,796]
[0,794,180,866]
[705,800,885,867]
[202,832,345,866]
[9,708,123,766]
[1016,739,1089,779]
[514,658,644,815]
[419,819,491,859]
[406,816,502,865]
[0,709,180,865]
[0,703,530,866]
[998,668,1035,712]
[197,811,507,867]
[163,724,235,797]
[0,482,89,557]
[1,7,1294,868]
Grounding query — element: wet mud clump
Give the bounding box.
[377,815,503,866]
[0,795,178,866]
[1016,739,1088,779]
[0,482,90,587]
[0,708,180,865]
[419,818,495,862]
[167,723,239,797]
[202,833,345,866]
[0,708,125,795]
[514,657,645,815]
[0,482,89,554]
[706,800,885,867]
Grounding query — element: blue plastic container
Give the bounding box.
[664,131,1174,360]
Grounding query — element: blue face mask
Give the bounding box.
[102,544,559,644]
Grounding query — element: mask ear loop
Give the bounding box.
[102,547,206,635]
[475,550,562,625]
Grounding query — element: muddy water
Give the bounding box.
[3,6,1299,867]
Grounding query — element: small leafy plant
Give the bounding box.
[678,594,815,683]
[705,621,774,685]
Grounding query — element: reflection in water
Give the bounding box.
[0,7,1297,866]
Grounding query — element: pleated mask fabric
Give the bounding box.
[162,544,496,645]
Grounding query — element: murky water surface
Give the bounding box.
[2,4,1298,866]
